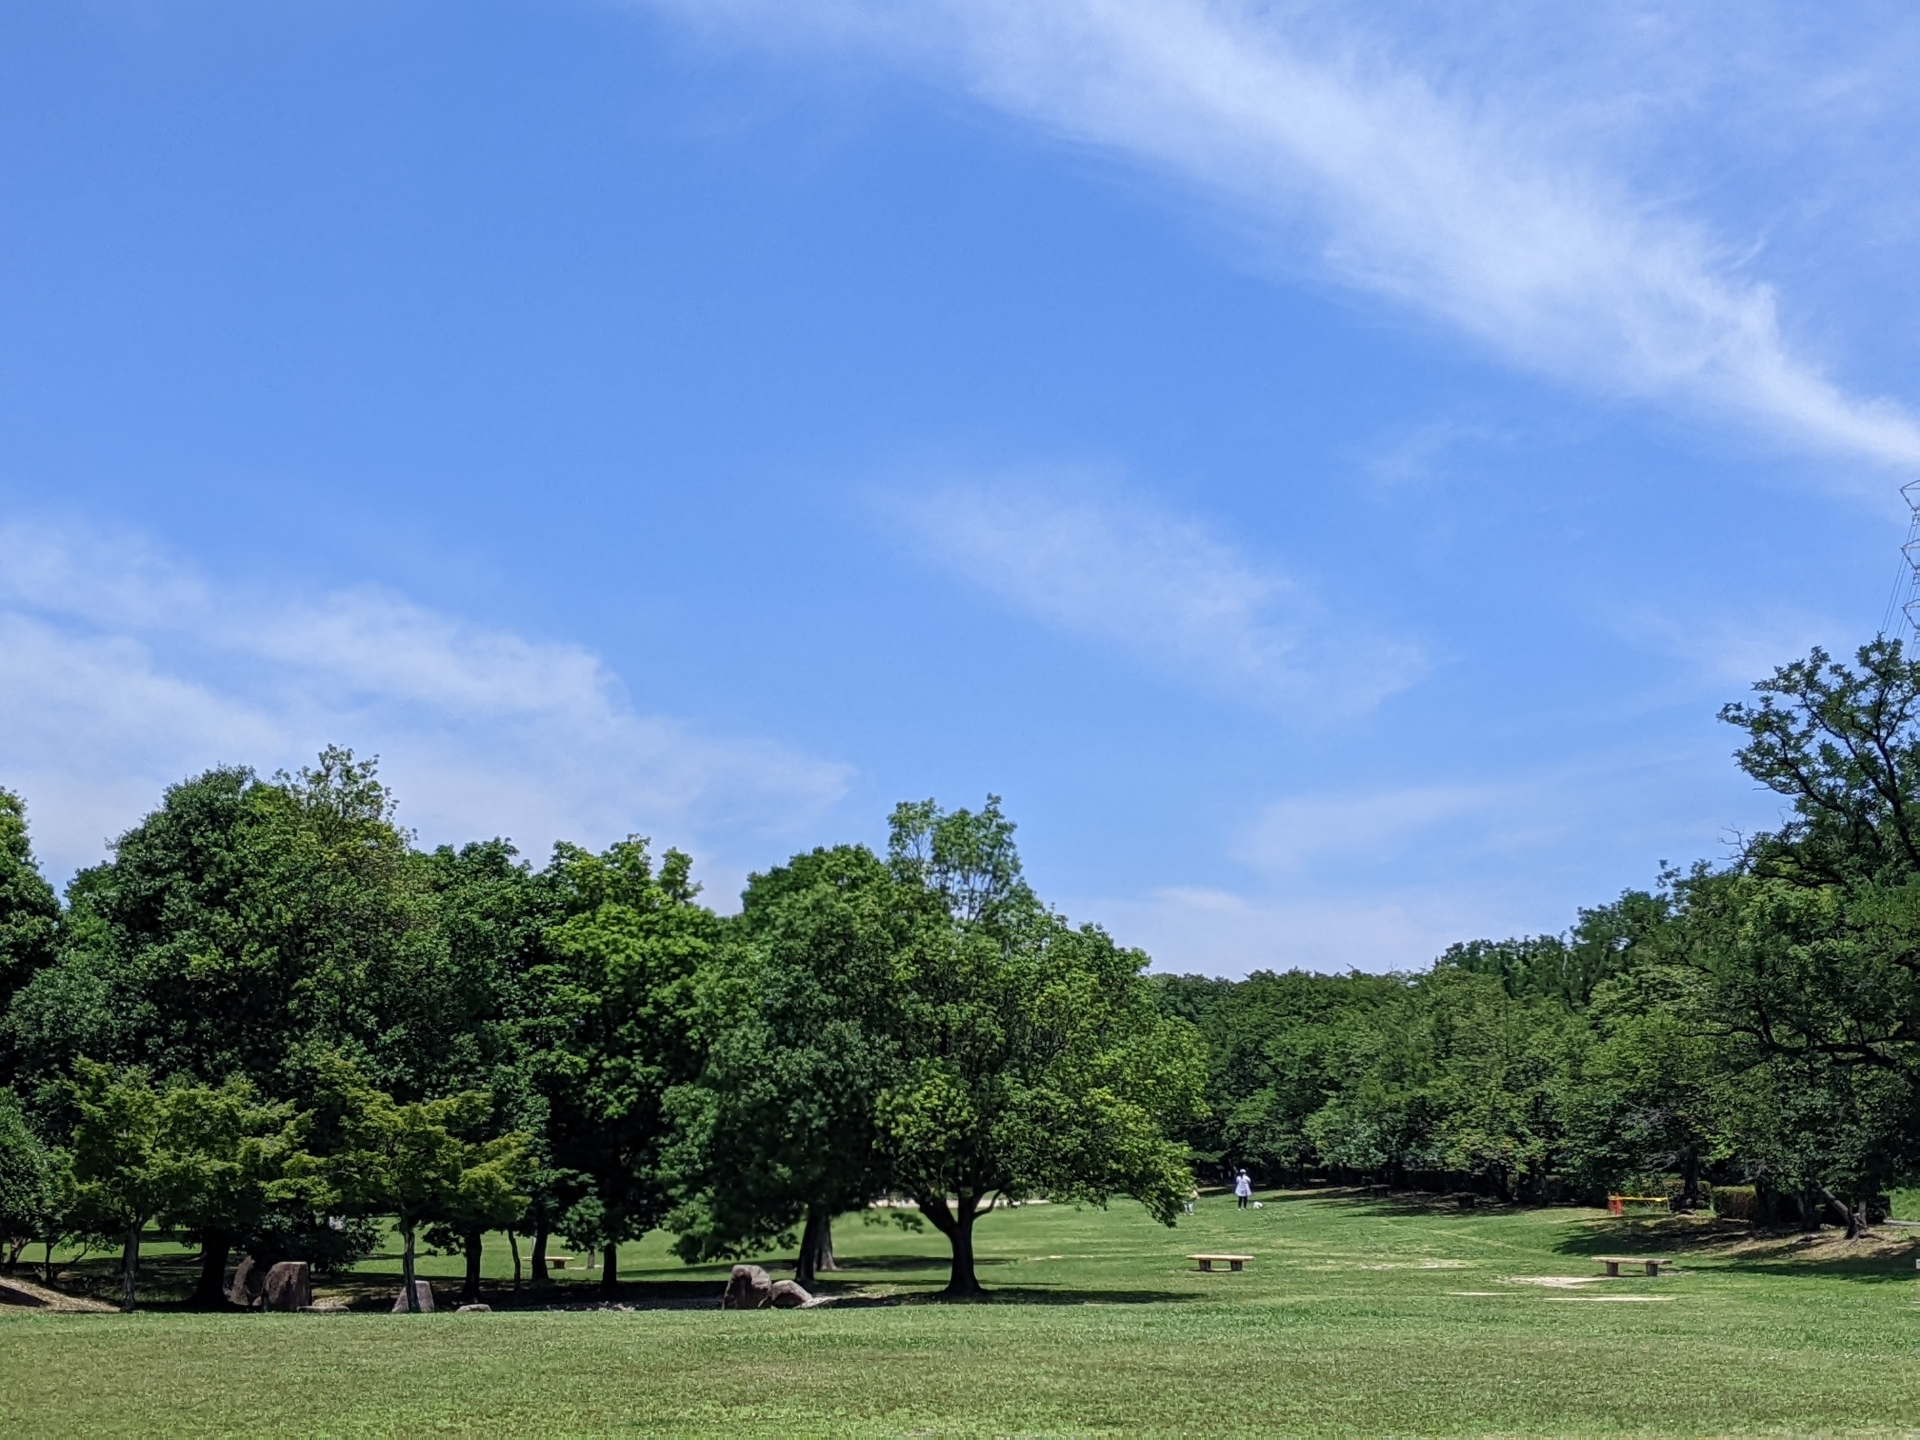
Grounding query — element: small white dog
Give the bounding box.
[1252,1201,1264,1209]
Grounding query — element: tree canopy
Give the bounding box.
[4,640,1920,1307]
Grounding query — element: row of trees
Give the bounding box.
[3,639,1918,1309]
[1163,641,1920,1231]
[0,758,1203,1306]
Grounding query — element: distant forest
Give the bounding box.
[1159,641,1920,1229]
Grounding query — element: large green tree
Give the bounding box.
[1692,641,1920,1224]
[666,843,907,1284]
[525,838,715,1290]
[2,752,448,1108]
[879,798,1207,1297]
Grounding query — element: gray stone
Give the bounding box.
[391,1279,437,1313]
[768,1279,812,1309]
[263,1261,312,1312]
[721,1264,773,1310]
[456,1303,491,1313]
[227,1256,265,1309]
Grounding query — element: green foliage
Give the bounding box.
[0,789,60,1041]
[1,753,455,1110]
[0,1089,54,1258]
[523,838,713,1277]
[14,629,1920,1313]
[300,1056,527,1309]
[1155,969,1399,1178]
[65,1059,308,1310]
[664,843,906,1273]
[878,797,1207,1294]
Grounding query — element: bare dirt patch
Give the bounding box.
[0,1275,117,1313]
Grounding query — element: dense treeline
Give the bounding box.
[1159,641,1920,1230]
[0,763,1200,1307]
[2,641,1918,1311]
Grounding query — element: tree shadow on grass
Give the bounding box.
[1288,1187,1526,1221]
[1540,1212,1920,1285]
[806,1253,1009,1274]
[825,1286,1196,1308]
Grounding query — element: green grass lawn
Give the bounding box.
[3,1187,1917,1437]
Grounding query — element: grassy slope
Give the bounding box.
[2,1188,1917,1438]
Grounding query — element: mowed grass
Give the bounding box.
[3,1188,1918,1437]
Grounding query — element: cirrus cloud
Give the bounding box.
[0,520,853,888]
[640,0,1920,478]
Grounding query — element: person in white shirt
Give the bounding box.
[1234,1169,1253,1209]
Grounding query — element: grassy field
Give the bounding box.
[2,1186,1917,1437]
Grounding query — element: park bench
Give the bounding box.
[545,1255,575,1271]
[1594,1255,1669,1277]
[1189,1253,1254,1273]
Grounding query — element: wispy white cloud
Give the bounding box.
[1083,884,1483,976]
[0,521,852,886]
[642,0,1920,476]
[894,480,1423,714]
[1234,784,1523,876]
[1613,603,1837,691]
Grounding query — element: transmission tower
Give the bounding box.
[1888,480,1920,639]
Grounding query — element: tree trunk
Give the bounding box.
[946,1196,983,1297]
[192,1228,231,1307]
[402,1220,420,1313]
[1680,1146,1701,1210]
[462,1228,484,1303]
[43,1239,54,1287]
[508,1229,521,1293]
[796,1207,838,1287]
[120,1223,140,1313]
[530,1226,549,1284]
[599,1242,618,1292]
[917,1193,986,1298]
[1817,1185,1858,1238]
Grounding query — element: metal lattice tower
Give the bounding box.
[1888,480,1920,639]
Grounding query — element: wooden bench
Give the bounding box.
[1189,1253,1253,1273]
[1595,1255,1668,1277]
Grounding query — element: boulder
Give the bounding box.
[391,1279,437,1313]
[768,1279,812,1309]
[263,1261,312,1312]
[456,1303,491,1313]
[227,1257,265,1309]
[721,1264,773,1310]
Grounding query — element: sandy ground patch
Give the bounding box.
[0,1276,118,1312]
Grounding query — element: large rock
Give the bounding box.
[263,1261,312,1312]
[391,1279,437,1313]
[227,1257,265,1309]
[768,1279,812,1309]
[721,1264,773,1310]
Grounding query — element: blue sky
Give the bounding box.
[3,1,1919,973]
